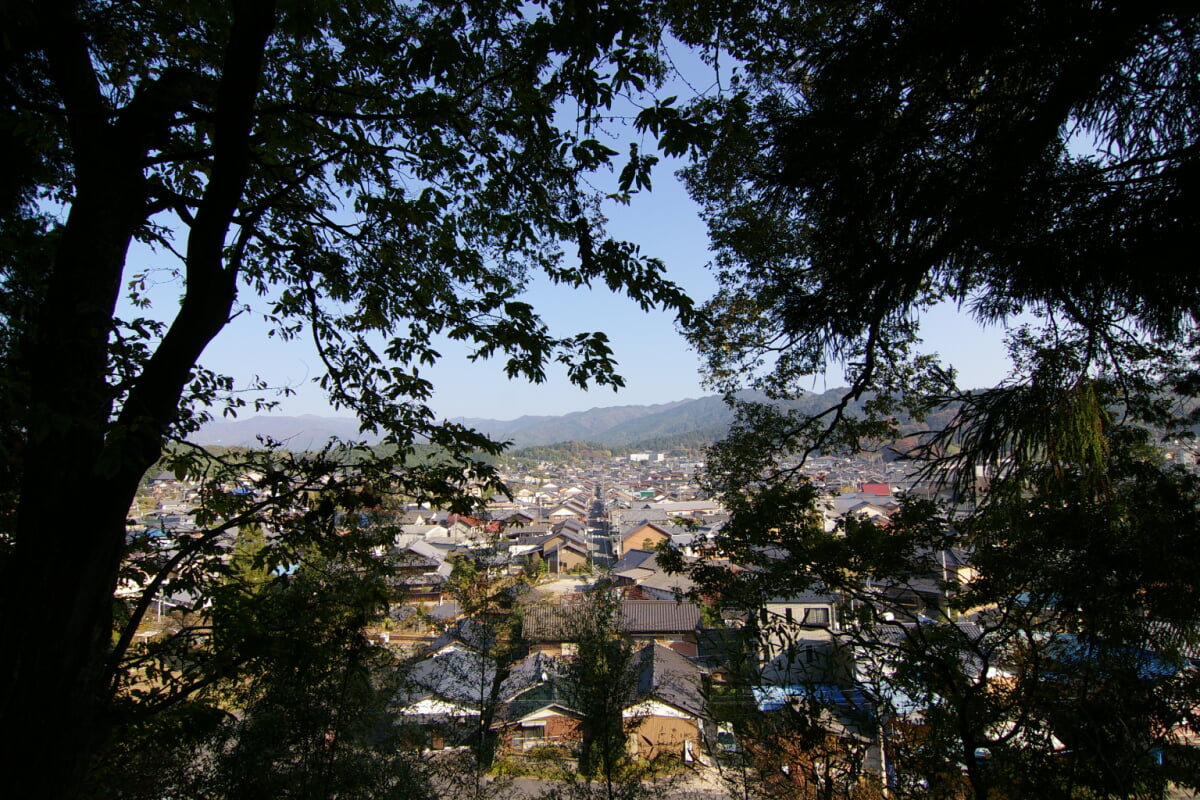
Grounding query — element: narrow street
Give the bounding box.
[589,487,615,567]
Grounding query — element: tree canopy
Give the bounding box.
[671,3,1200,798]
[684,0,1200,484]
[0,1,712,796]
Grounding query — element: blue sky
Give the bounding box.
[186,159,1016,422]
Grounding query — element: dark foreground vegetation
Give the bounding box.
[3,2,1198,799]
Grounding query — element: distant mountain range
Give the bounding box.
[447,394,739,447]
[190,389,862,450]
[190,387,1194,455]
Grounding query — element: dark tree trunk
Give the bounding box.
[1,485,134,799]
[0,40,150,781]
[0,3,277,797]
[0,184,149,798]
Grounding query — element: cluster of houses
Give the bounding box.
[378,460,1197,790]
[387,539,888,773]
[396,599,710,760]
[131,452,1196,789]
[374,462,964,776]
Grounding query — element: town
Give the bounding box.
[9,2,1200,798]
[123,443,1200,798]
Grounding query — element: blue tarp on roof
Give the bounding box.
[1043,633,1184,681]
[752,684,874,717]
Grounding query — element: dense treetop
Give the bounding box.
[684,0,1200,489]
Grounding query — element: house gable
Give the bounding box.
[619,521,672,555]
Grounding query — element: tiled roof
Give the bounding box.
[630,642,705,717]
[499,651,568,701]
[619,520,672,539]
[429,617,495,653]
[521,599,701,642]
[400,648,497,707]
[521,604,590,642]
[637,569,696,596]
[620,600,701,633]
[611,549,658,572]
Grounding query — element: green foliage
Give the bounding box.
[228,522,269,588]
[0,1,718,794]
[562,588,640,790]
[673,3,1200,799]
[444,531,529,767]
[88,551,425,800]
[204,559,423,800]
[682,0,1200,480]
[687,434,1200,799]
[509,441,617,466]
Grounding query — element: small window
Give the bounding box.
[785,607,793,623]
[521,722,547,738]
[515,722,547,749]
[803,607,830,627]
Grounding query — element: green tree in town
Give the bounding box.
[570,589,636,780]
[527,550,548,580]
[443,538,527,769]
[0,2,714,796]
[206,555,422,800]
[557,587,651,800]
[85,548,427,800]
[701,620,882,800]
